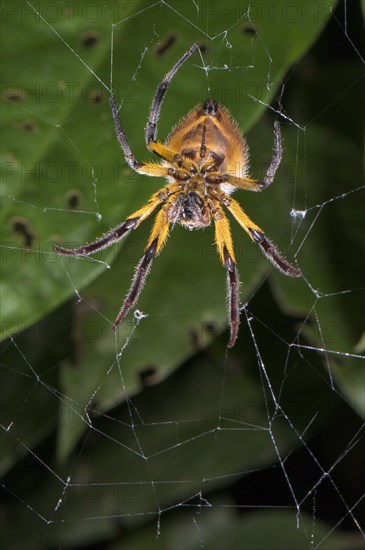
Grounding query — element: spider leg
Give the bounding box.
[111,45,199,175]
[261,120,282,189]
[220,174,264,192]
[138,162,173,178]
[110,100,189,177]
[112,202,171,331]
[145,43,200,145]
[54,189,170,257]
[110,96,146,173]
[220,121,282,192]
[226,197,301,277]
[213,204,241,348]
[147,142,179,163]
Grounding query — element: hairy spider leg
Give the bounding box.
[213,204,241,348]
[111,95,180,179]
[53,187,178,257]
[109,97,171,178]
[112,199,175,331]
[218,120,282,192]
[262,120,282,189]
[218,174,263,191]
[226,197,302,277]
[109,44,200,177]
[145,43,200,144]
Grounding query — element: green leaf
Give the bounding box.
[1,0,336,338]
[118,509,355,550]
[2,2,364,549]
[1,0,343,456]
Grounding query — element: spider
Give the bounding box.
[54,43,301,348]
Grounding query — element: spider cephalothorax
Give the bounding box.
[55,44,301,347]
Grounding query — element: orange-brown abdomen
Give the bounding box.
[165,99,249,178]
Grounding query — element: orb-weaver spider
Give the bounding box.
[55,43,301,348]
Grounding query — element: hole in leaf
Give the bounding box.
[90,90,102,104]
[242,24,258,36]
[66,190,81,210]
[4,89,26,102]
[155,33,177,56]
[197,43,208,54]
[22,119,35,132]
[81,31,100,48]
[11,217,35,249]
[138,365,158,387]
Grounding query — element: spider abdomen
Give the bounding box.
[166,102,250,180]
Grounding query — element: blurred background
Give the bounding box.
[1,0,364,548]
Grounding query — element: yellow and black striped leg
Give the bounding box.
[226,198,301,277]
[213,206,241,348]
[54,190,169,257]
[112,204,171,331]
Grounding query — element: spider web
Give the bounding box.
[1,0,364,548]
